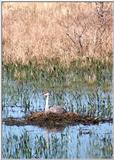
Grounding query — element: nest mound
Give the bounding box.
[26,112,99,125]
[2,112,112,129]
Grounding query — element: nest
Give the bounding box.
[2,112,112,130]
[26,112,98,124]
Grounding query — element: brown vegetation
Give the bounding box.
[2,2,112,66]
[3,112,113,129]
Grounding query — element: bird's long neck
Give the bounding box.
[45,95,49,112]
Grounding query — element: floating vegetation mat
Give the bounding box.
[2,112,113,130]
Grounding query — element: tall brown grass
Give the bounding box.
[2,2,112,66]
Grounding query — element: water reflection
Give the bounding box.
[2,123,112,159]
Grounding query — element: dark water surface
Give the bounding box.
[2,66,113,158]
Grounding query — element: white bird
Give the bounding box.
[43,92,67,114]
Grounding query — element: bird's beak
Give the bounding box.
[42,92,48,96]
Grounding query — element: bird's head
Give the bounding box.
[43,92,49,97]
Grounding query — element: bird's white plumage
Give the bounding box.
[43,92,66,114]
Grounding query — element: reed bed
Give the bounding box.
[3,57,112,88]
[2,2,112,66]
[2,62,112,119]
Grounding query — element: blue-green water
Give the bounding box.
[2,123,112,159]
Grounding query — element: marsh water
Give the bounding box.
[2,60,113,158]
